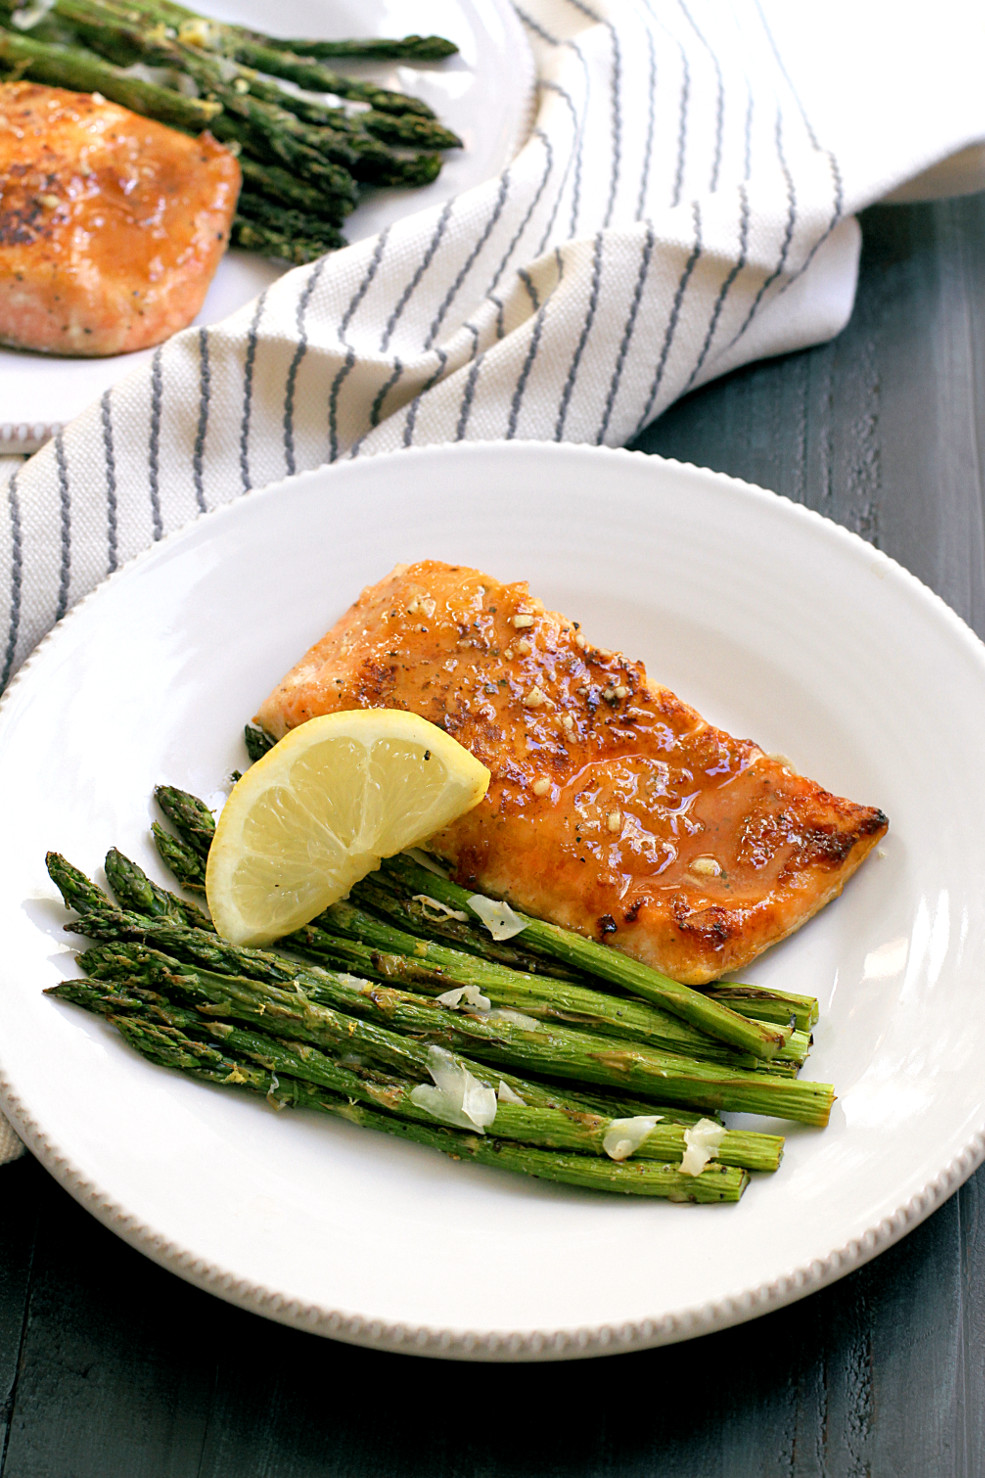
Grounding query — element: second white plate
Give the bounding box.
[0,0,535,450]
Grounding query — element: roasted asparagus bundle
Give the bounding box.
[42,767,839,1203]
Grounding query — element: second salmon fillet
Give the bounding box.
[0,81,240,356]
[255,561,888,985]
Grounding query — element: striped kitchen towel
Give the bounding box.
[0,0,983,1161]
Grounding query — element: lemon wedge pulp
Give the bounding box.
[205,709,491,945]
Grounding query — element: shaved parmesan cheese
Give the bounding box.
[10,0,55,30]
[602,1115,661,1161]
[409,1045,498,1132]
[435,984,492,1011]
[497,1081,526,1105]
[173,70,202,98]
[177,16,214,44]
[468,894,528,940]
[487,1007,541,1031]
[266,1073,287,1110]
[680,1118,727,1176]
[413,894,469,923]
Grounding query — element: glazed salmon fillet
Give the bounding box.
[0,81,240,356]
[255,561,888,984]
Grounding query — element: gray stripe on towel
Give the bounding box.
[1,471,22,692]
[100,388,118,570]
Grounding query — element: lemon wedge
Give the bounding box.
[205,709,490,945]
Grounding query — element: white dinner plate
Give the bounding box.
[1,441,984,1361]
[0,0,534,452]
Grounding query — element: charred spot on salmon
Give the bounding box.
[672,897,739,948]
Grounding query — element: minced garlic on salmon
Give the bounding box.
[255,561,888,985]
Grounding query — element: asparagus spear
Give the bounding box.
[237,157,354,226]
[92,844,810,1095]
[239,70,461,152]
[104,1012,752,1202]
[243,723,275,762]
[45,852,110,916]
[154,785,214,861]
[6,0,451,110]
[705,983,819,1032]
[104,847,210,929]
[151,823,206,892]
[231,214,343,267]
[68,910,833,1125]
[347,109,461,153]
[292,899,811,1072]
[307,935,805,1079]
[74,0,459,64]
[59,19,354,192]
[57,846,716,1128]
[349,874,590,982]
[47,979,749,1200]
[77,936,704,1125]
[48,863,751,1123]
[33,0,445,116]
[93,843,813,1075]
[380,855,793,1063]
[45,858,727,1126]
[0,27,220,129]
[353,872,819,1024]
[77,935,483,1086]
[49,845,816,1117]
[49,975,783,1173]
[150,789,208,892]
[235,35,459,64]
[187,62,444,190]
[186,38,440,118]
[55,821,804,1075]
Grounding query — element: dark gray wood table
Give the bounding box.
[2,194,984,1477]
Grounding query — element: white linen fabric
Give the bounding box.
[1,0,984,1162]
